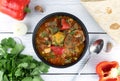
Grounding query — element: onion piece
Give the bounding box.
[13,22,28,36]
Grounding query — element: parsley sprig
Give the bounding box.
[0,37,50,81]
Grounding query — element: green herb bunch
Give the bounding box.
[0,37,50,81]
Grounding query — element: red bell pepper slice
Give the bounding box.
[96,61,120,81]
[61,18,70,30]
[51,46,64,55]
[0,0,30,20]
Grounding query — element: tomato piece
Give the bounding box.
[61,18,70,30]
[51,46,64,55]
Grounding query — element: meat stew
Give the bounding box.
[33,13,88,67]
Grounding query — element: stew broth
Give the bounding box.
[35,15,85,66]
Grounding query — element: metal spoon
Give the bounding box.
[90,39,104,54]
[72,39,104,81]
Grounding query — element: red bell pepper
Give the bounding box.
[96,61,120,81]
[51,46,64,55]
[0,0,30,20]
[61,18,70,30]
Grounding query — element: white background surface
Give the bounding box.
[0,0,120,81]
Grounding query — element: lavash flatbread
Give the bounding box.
[81,0,120,44]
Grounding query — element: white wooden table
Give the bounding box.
[1,0,120,81]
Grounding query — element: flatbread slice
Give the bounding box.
[81,0,120,44]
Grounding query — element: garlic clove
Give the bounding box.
[34,5,44,13]
[106,42,113,53]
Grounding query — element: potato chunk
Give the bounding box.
[52,32,65,45]
[44,48,51,53]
